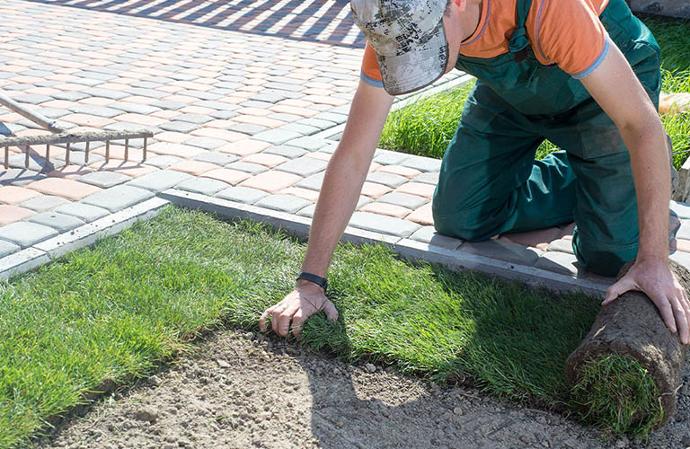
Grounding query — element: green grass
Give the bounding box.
[379,17,690,168]
[0,206,642,448]
[570,354,664,437]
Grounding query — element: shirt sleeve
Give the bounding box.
[360,41,384,88]
[531,0,610,79]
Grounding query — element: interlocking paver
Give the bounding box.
[27,178,101,201]
[377,192,429,210]
[28,211,85,233]
[215,186,268,204]
[255,194,312,214]
[0,239,20,258]
[0,221,58,248]
[193,152,239,166]
[405,203,434,226]
[401,155,442,172]
[240,171,302,193]
[546,239,574,254]
[366,172,409,188]
[396,182,436,199]
[359,202,412,219]
[177,178,230,196]
[275,156,328,176]
[409,226,464,250]
[253,129,303,145]
[127,170,192,192]
[81,185,154,212]
[202,168,251,186]
[55,202,109,222]
[79,171,131,189]
[219,139,270,156]
[0,185,40,204]
[169,160,218,176]
[242,153,288,167]
[349,212,420,238]
[361,182,392,199]
[19,195,69,212]
[226,162,269,174]
[0,204,33,225]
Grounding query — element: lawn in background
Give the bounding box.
[1,206,604,448]
[379,16,690,169]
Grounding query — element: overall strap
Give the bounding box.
[509,0,534,61]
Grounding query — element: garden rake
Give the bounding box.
[0,91,154,170]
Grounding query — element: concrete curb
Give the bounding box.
[0,197,170,281]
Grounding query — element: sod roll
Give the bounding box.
[565,261,689,434]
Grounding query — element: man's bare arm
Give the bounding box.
[259,80,394,337]
[580,38,690,344]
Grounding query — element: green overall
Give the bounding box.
[431,0,662,276]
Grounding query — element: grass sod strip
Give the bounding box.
[379,17,690,169]
[0,206,631,448]
[569,355,664,437]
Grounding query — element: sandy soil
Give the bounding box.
[31,329,690,449]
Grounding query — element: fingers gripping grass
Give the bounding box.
[569,354,664,438]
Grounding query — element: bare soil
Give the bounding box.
[32,329,690,449]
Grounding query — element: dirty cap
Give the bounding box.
[350,0,450,96]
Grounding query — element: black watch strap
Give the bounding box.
[297,271,328,291]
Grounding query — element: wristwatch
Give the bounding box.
[296,271,328,291]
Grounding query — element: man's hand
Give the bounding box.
[603,257,690,344]
[258,281,339,338]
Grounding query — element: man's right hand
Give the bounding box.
[258,280,339,339]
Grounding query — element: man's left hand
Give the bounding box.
[602,257,690,345]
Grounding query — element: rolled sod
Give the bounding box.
[565,262,689,435]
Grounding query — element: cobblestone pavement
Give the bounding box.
[1,0,690,293]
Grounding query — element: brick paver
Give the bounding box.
[1,0,689,296]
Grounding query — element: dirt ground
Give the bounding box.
[32,329,690,449]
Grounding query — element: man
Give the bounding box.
[260,0,690,344]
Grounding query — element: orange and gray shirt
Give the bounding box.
[361,0,612,87]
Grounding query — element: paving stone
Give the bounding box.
[276,156,328,176]
[264,145,309,158]
[175,113,214,124]
[401,155,442,172]
[406,203,434,226]
[296,118,336,130]
[359,201,411,219]
[296,204,316,218]
[535,251,579,276]
[241,171,302,192]
[184,137,227,150]
[0,185,40,204]
[366,172,408,188]
[346,211,421,237]
[670,250,690,268]
[0,239,19,258]
[111,102,160,115]
[279,123,318,135]
[409,226,464,250]
[296,172,325,191]
[176,178,230,196]
[377,192,429,209]
[194,152,239,166]
[19,195,69,212]
[0,221,58,248]
[128,170,192,192]
[52,91,90,101]
[70,105,122,118]
[55,202,109,222]
[159,121,200,133]
[459,239,541,266]
[546,238,574,254]
[28,178,100,201]
[144,155,182,169]
[671,200,690,219]
[215,186,268,204]
[0,204,33,225]
[414,171,438,185]
[169,160,218,176]
[202,168,251,186]
[226,162,269,174]
[79,171,131,188]
[226,123,266,135]
[28,211,85,232]
[255,194,312,214]
[288,136,329,151]
[374,151,410,166]
[678,220,690,240]
[0,168,46,186]
[396,182,436,198]
[81,185,154,212]
[253,129,303,145]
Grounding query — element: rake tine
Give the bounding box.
[46,144,50,166]
[85,140,90,164]
[142,137,147,163]
[4,146,7,169]
[105,140,110,162]
[24,144,29,169]
[65,142,70,166]
[124,138,129,162]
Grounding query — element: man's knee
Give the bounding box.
[432,203,501,242]
[572,232,637,277]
